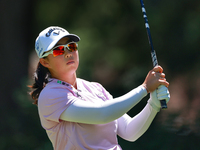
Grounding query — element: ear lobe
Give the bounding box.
[39,58,50,68]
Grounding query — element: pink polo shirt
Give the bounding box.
[38,78,122,150]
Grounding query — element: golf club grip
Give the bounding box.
[140,0,167,109]
[151,51,167,109]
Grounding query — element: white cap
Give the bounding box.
[35,26,80,58]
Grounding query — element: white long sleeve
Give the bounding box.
[117,103,157,142]
[60,85,147,124]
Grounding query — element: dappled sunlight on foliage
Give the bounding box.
[1,0,200,149]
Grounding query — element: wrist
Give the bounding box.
[142,84,149,93]
[148,90,161,112]
[148,99,160,112]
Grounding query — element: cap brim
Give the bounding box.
[65,34,80,42]
[45,34,80,53]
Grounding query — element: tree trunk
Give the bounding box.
[0,0,34,148]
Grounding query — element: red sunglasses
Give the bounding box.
[42,42,78,57]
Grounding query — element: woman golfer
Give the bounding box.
[30,26,170,150]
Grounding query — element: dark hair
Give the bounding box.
[29,62,50,105]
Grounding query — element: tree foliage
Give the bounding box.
[1,0,200,149]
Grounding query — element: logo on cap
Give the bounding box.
[35,42,43,57]
[53,31,60,35]
[46,27,65,37]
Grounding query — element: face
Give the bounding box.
[40,37,79,79]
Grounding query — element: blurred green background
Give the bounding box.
[0,0,200,149]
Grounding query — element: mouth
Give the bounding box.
[67,60,75,65]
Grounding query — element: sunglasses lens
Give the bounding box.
[53,46,65,57]
[51,43,78,57]
[68,43,77,52]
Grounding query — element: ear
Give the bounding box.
[39,58,50,68]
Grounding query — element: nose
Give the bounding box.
[64,51,72,58]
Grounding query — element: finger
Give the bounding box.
[158,80,169,87]
[154,72,166,79]
[157,85,168,96]
[157,90,169,97]
[160,73,165,78]
[153,65,163,73]
[157,85,168,91]
[157,94,170,103]
[156,85,170,102]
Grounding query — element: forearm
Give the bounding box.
[101,85,147,123]
[60,85,147,124]
[117,103,158,141]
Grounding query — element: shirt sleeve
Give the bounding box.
[59,85,147,124]
[117,103,158,142]
[38,86,77,123]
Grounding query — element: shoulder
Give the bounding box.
[38,79,73,103]
[40,80,65,94]
[77,78,105,91]
[38,79,77,115]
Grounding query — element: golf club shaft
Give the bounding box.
[140,0,167,109]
